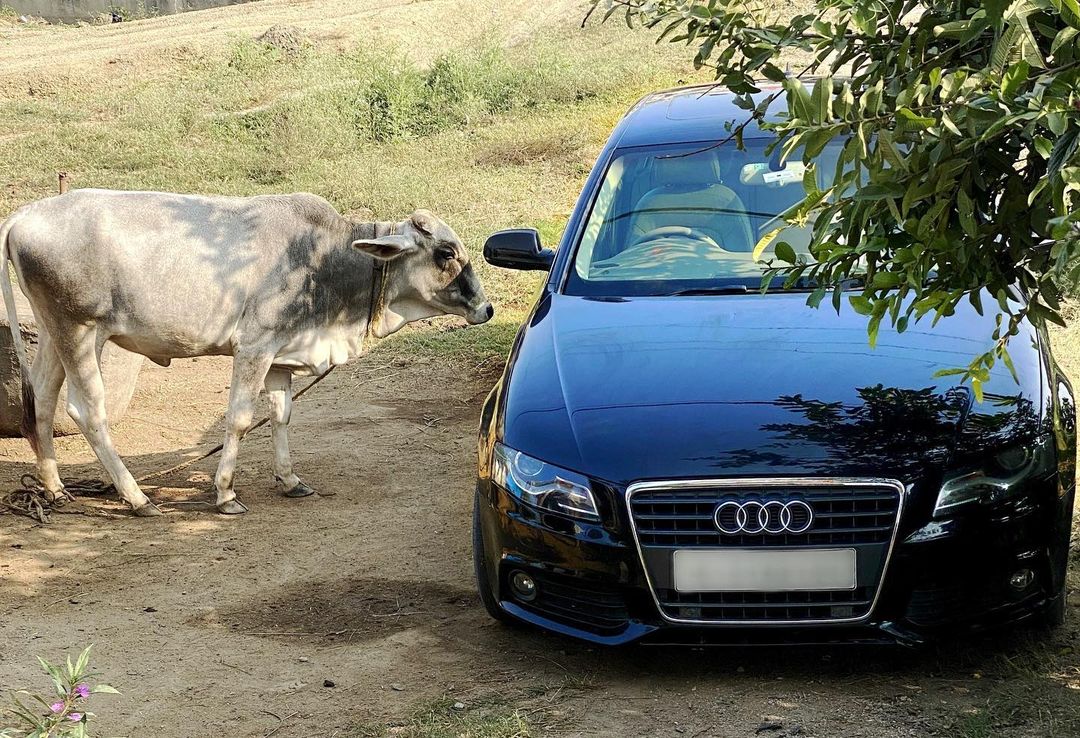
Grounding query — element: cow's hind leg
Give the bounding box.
[265,368,313,498]
[51,324,158,516]
[214,353,274,515]
[28,330,66,496]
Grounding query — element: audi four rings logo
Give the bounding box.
[713,499,814,535]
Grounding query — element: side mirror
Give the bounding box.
[483,228,555,271]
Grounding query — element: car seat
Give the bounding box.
[629,152,756,252]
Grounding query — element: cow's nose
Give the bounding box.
[468,302,494,325]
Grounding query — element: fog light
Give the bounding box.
[509,570,537,602]
[1009,568,1035,591]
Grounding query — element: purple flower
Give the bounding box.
[49,701,63,713]
[67,713,83,722]
[73,684,90,699]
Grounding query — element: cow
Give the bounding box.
[0,189,493,516]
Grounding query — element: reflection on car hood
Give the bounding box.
[501,293,1044,485]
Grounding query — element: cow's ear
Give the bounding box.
[410,209,438,236]
[351,235,417,261]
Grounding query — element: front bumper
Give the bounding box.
[475,477,1072,646]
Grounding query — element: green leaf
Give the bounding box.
[855,183,905,200]
[74,646,92,678]
[872,271,902,289]
[940,112,962,137]
[760,63,786,82]
[1034,135,1053,159]
[897,107,934,128]
[1052,25,1079,54]
[811,76,832,124]
[1048,126,1080,176]
[867,313,883,348]
[957,187,978,237]
[1000,59,1029,97]
[848,295,873,315]
[877,128,907,170]
[91,684,120,695]
[969,290,984,315]
[784,76,815,121]
[991,23,1023,71]
[1001,345,1019,382]
[774,241,797,263]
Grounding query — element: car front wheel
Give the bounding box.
[473,488,512,624]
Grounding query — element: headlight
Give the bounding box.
[933,435,1055,517]
[492,443,600,521]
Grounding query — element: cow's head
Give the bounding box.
[352,210,494,338]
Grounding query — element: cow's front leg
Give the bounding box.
[214,353,274,515]
[264,368,314,498]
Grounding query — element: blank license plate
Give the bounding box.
[673,548,857,592]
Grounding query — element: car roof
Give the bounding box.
[611,81,790,149]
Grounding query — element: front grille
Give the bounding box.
[515,570,629,634]
[627,479,904,624]
[630,485,900,547]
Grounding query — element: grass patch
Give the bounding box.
[953,709,994,738]
[475,129,590,168]
[352,676,593,738]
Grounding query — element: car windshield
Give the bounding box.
[565,138,845,297]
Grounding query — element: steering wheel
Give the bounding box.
[630,225,722,250]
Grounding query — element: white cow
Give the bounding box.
[0,189,493,515]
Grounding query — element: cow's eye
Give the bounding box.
[435,248,455,262]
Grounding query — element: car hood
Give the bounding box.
[500,292,1044,486]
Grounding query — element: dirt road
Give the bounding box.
[1,352,1079,737]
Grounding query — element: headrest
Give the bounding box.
[651,151,722,188]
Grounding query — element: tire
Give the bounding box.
[473,488,512,624]
[1038,587,1068,630]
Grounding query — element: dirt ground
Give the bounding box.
[0,351,1079,738]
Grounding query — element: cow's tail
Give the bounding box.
[0,214,36,453]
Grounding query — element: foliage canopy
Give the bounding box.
[593,0,1080,398]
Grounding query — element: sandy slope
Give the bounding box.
[0,0,584,82]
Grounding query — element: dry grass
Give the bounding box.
[474,129,591,168]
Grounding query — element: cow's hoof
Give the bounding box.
[284,481,315,498]
[133,501,162,517]
[217,499,249,515]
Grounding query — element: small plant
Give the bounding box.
[1,646,119,738]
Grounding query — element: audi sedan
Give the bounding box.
[473,83,1076,646]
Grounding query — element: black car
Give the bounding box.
[473,83,1077,646]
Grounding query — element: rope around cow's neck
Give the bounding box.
[365,222,392,340]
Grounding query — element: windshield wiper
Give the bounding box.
[776,276,865,292]
[667,286,750,296]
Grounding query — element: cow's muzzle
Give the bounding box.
[467,302,495,325]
